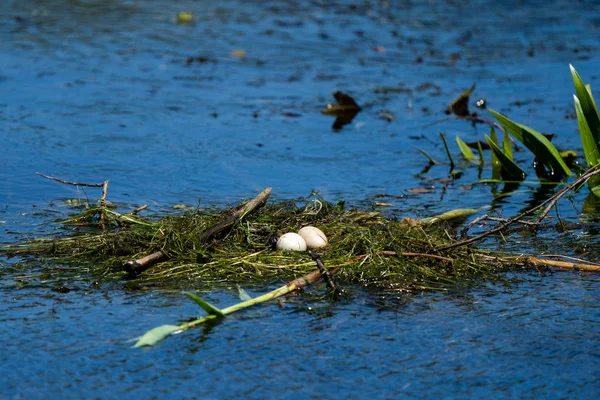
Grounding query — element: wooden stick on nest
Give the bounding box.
[124,188,273,277]
[37,172,110,226]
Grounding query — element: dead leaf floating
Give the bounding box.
[230,49,246,59]
[447,84,476,117]
[408,187,434,194]
[321,91,362,131]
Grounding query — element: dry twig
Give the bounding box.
[439,164,600,251]
[124,188,273,277]
[308,251,336,291]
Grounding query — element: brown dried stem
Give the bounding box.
[308,251,336,291]
[36,172,108,188]
[438,164,600,251]
[511,256,600,272]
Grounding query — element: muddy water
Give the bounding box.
[2,1,600,398]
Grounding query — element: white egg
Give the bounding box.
[297,226,328,249]
[276,232,307,251]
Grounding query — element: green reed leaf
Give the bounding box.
[185,293,225,317]
[485,134,526,180]
[456,136,475,162]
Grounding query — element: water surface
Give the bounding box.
[2,0,600,398]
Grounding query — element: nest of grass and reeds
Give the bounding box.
[2,186,510,292]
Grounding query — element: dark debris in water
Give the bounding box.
[446,84,476,117]
[321,91,362,131]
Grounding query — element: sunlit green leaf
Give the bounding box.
[586,84,598,110]
[422,208,480,224]
[502,129,513,160]
[574,95,600,167]
[134,325,181,347]
[521,126,572,176]
[185,293,225,317]
[490,110,571,176]
[490,127,501,180]
[456,136,475,162]
[571,65,600,166]
[489,109,523,142]
[485,134,526,180]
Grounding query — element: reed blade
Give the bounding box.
[485,134,526,180]
[185,293,225,317]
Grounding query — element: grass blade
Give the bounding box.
[490,127,501,180]
[485,134,526,180]
[440,132,455,168]
[185,293,225,317]
[502,129,513,160]
[456,136,475,162]
[477,141,485,166]
[414,147,439,165]
[134,325,181,348]
[134,267,330,347]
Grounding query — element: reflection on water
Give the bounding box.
[2,0,600,398]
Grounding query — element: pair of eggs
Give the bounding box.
[276,226,328,251]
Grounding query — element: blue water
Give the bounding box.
[2,0,600,398]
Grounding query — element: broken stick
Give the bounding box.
[124,188,273,277]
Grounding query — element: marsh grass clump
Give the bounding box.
[1,193,506,292]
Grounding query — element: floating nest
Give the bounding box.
[1,188,513,292]
[5,184,598,294]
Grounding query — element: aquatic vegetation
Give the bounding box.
[134,269,327,347]
[436,65,600,194]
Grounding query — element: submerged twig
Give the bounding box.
[127,204,148,215]
[533,167,600,226]
[486,216,538,226]
[460,215,489,238]
[460,214,539,238]
[308,251,336,291]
